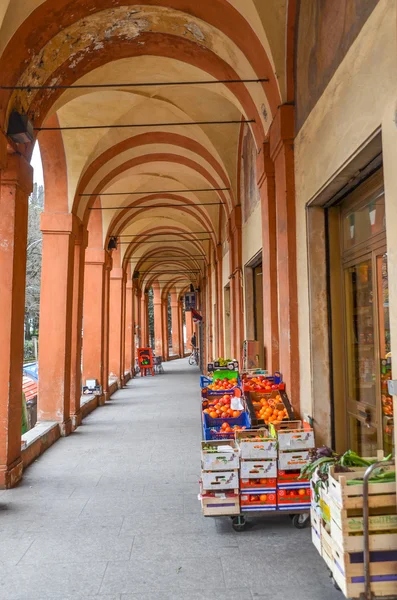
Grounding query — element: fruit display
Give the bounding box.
[242,374,283,392]
[207,377,238,391]
[203,394,242,420]
[216,357,232,367]
[240,477,277,490]
[277,487,310,505]
[254,396,288,424]
[241,492,277,508]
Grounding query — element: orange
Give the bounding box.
[259,494,267,502]
[209,412,217,419]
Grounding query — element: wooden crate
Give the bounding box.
[278,450,311,471]
[329,465,396,510]
[201,469,239,491]
[201,440,240,471]
[311,509,322,555]
[332,541,397,599]
[277,427,315,451]
[201,489,240,516]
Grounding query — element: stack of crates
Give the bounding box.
[236,429,278,511]
[273,421,314,511]
[200,440,240,516]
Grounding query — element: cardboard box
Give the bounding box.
[278,450,311,471]
[201,469,239,491]
[240,459,277,478]
[277,428,315,451]
[236,430,277,460]
[201,490,240,516]
[201,440,240,471]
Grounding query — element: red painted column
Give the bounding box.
[82,249,107,392]
[38,212,79,436]
[109,267,124,383]
[152,284,163,357]
[102,256,112,399]
[185,310,193,352]
[269,104,299,409]
[161,297,169,360]
[215,244,224,357]
[257,141,279,372]
[134,287,141,350]
[120,273,127,384]
[0,152,33,488]
[228,206,244,362]
[170,290,180,356]
[69,224,87,429]
[178,298,185,357]
[124,279,134,376]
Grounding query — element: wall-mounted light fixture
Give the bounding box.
[107,237,117,251]
[7,111,34,144]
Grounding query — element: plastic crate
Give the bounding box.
[204,413,250,441]
[200,375,213,388]
[203,410,250,429]
[201,379,242,397]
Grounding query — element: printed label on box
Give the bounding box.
[240,460,277,478]
[201,470,239,490]
[240,440,277,460]
[277,429,315,450]
[278,451,310,471]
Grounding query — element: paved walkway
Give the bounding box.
[0,359,340,600]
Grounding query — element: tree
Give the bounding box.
[25,183,44,347]
[148,287,154,349]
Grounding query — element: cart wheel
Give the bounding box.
[291,513,310,529]
[232,515,246,532]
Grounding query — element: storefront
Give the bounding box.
[328,170,394,456]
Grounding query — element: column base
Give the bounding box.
[71,411,82,430]
[0,457,23,489]
[103,391,110,402]
[98,394,106,406]
[59,418,73,437]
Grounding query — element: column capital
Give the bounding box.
[85,248,107,265]
[0,130,8,170]
[228,205,242,236]
[269,104,294,162]
[105,251,113,271]
[41,212,81,236]
[110,267,124,280]
[257,140,274,188]
[1,152,33,194]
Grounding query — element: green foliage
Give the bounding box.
[25,183,44,341]
[24,340,36,361]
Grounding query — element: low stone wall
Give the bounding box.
[21,421,60,468]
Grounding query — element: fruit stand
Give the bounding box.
[198,361,314,531]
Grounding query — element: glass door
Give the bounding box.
[376,253,394,455]
[344,257,379,456]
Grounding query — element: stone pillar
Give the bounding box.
[120,273,127,384]
[69,224,87,429]
[215,244,224,357]
[178,298,185,356]
[109,267,124,382]
[134,287,141,350]
[38,212,79,436]
[153,284,163,356]
[124,279,134,375]
[207,264,213,361]
[0,151,33,488]
[102,256,112,399]
[82,249,107,393]
[228,206,244,361]
[161,296,169,360]
[170,290,180,356]
[257,141,279,372]
[140,292,147,347]
[269,104,299,407]
[185,309,193,352]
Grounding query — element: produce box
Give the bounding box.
[240,459,277,479]
[201,440,240,471]
[311,508,322,555]
[332,544,397,599]
[240,477,277,492]
[276,427,315,451]
[235,429,277,459]
[246,391,293,425]
[203,410,249,429]
[278,469,309,484]
[241,491,277,511]
[328,465,397,510]
[277,486,311,510]
[200,489,240,516]
[278,450,311,471]
[201,469,239,491]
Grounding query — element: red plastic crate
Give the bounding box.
[240,477,277,491]
[277,487,310,508]
[277,469,309,484]
[241,491,277,511]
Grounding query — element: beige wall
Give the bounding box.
[242,201,262,340]
[294,0,397,419]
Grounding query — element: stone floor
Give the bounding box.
[0,359,341,600]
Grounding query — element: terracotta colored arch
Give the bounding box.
[109,197,217,243]
[38,113,68,212]
[79,153,231,224]
[0,0,280,125]
[75,131,234,211]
